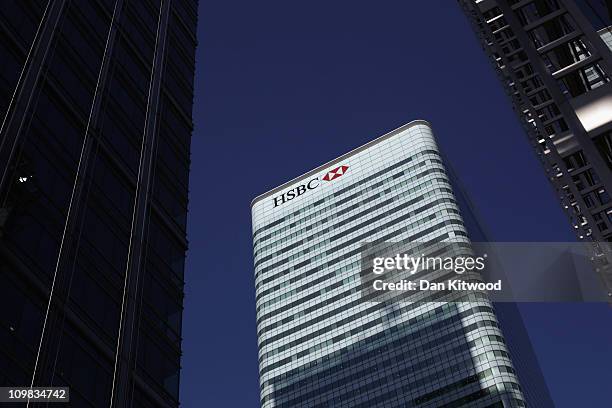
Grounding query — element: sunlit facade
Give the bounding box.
[251,121,544,407]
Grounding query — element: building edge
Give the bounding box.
[250,120,433,209]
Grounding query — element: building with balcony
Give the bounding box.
[459,0,612,295]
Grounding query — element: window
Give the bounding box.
[597,189,611,205]
[595,132,612,171]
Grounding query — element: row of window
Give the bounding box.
[274,346,512,408]
[257,205,451,310]
[413,364,513,405]
[256,230,452,330]
[258,244,474,354]
[261,300,497,378]
[260,294,495,365]
[253,164,445,259]
[256,217,463,319]
[257,208,460,311]
[262,299,477,390]
[252,149,440,238]
[256,189,454,294]
[264,311,504,406]
[253,157,441,254]
[262,264,491,369]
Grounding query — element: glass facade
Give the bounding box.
[0,0,197,406]
[252,122,543,407]
[459,0,612,242]
[459,0,612,296]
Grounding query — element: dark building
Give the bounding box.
[458,0,612,296]
[0,0,197,406]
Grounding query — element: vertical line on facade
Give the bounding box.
[28,0,124,403]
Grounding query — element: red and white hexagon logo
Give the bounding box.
[322,165,349,181]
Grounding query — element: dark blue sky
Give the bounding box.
[181,1,612,406]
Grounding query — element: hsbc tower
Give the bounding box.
[251,121,551,407]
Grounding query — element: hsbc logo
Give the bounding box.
[273,164,350,207]
[322,165,349,182]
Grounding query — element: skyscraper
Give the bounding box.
[0,1,197,406]
[458,0,612,293]
[251,121,549,407]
